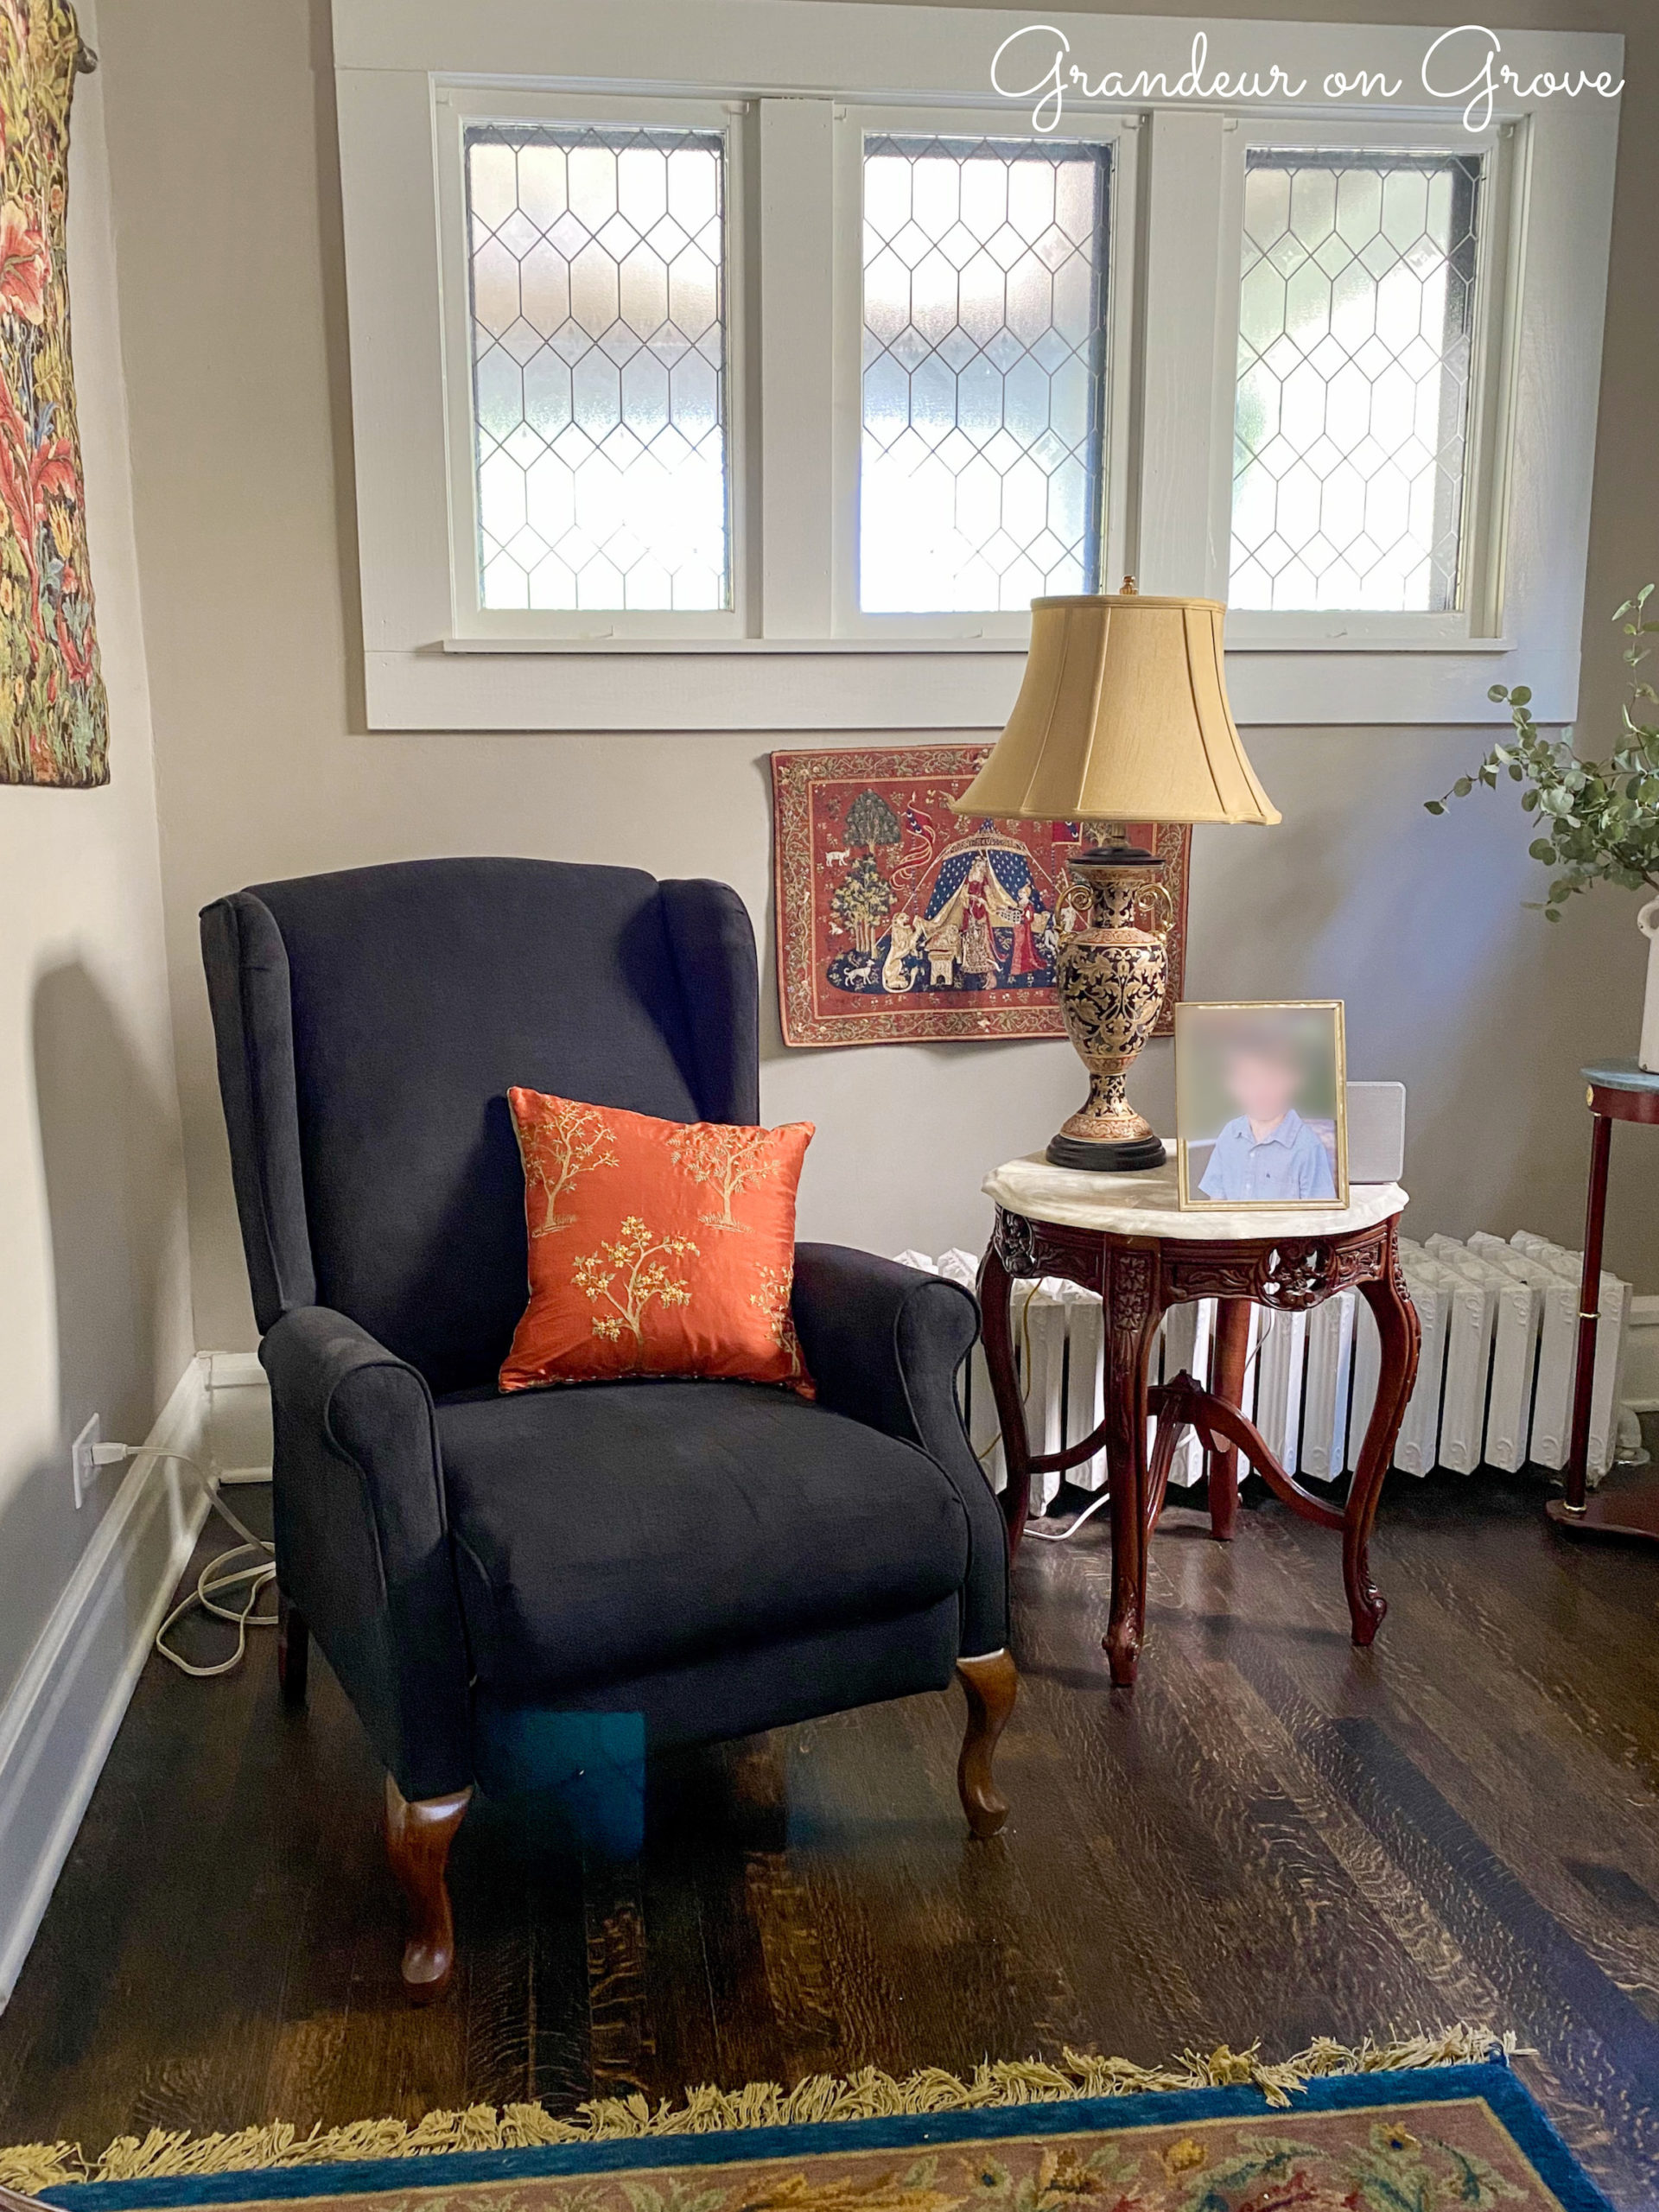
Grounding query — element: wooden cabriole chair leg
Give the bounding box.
[955,1649,1018,1838]
[385,1774,472,1999]
[276,1592,308,1707]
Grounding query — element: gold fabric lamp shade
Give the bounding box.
[955,587,1279,1173]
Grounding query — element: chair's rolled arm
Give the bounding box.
[791,1245,1009,1656]
[261,1306,474,1800]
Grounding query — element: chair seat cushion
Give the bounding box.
[437,1380,970,1696]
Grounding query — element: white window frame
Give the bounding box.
[330,0,1622,733]
[435,86,753,642]
[1214,118,1516,650]
[828,105,1138,642]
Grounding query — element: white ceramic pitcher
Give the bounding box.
[1640,895,1659,1071]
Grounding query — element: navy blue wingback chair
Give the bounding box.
[200,857,1015,1995]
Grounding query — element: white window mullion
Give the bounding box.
[758,99,836,639]
[1460,120,1525,642]
[1136,111,1232,598]
[1099,115,1141,596]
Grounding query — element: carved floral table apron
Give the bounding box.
[977,1154,1419,1686]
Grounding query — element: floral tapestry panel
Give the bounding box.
[0,0,105,787]
[772,744,1190,1049]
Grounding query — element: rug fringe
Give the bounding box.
[0,2024,1516,2197]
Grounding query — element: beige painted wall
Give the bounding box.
[94,0,1658,1353]
[0,0,192,1707]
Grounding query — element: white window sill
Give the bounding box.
[439,635,1030,656]
[1224,634,1516,654]
[365,637,1574,732]
[439,632,1516,658]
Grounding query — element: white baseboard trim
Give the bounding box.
[0,1356,216,2009]
[1621,1294,1659,1414]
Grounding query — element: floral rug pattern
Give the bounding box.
[180,2103,1569,2212]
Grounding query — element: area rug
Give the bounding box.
[0,2035,1613,2212]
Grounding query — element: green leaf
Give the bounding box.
[1488,683,1509,702]
[1454,777,1473,797]
[1510,685,1533,706]
[1424,799,1446,815]
[1529,840,1557,863]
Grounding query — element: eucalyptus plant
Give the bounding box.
[1426,588,1659,918]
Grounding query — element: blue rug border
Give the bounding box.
[41,2063,1612,2212]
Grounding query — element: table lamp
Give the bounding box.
[952,583,1279,1173]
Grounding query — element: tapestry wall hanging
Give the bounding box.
[0,0,105,787]
[771,744,1191,1049]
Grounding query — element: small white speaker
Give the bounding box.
[1346,1081,1406,1184]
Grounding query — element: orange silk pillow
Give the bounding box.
[499,1091,815,1395]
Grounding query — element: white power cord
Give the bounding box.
[1023,1486,1115,1542]
[92,1442,276,1677]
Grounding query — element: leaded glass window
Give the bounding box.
[1230,149,1482,615]
[860,136,1111,616]
[464,124,730,613]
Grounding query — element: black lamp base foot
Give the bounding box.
[1046,1132,1168,1173]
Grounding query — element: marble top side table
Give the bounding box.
[978,1152,1419,1686]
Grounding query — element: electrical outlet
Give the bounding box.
[71,1414,99,1509]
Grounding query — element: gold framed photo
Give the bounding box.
[1174,1001,1349,1211]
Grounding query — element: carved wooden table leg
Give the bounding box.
[977,1241,1032,1551]
[1101,1248,1163,1687]
[1206,1298,1249,1541]
[1563,1109,1613,1515]
[1345,1230,1421,1645]
[956,1649,1019,1837]
[385,1775,472,1999]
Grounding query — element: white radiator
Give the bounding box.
[898,1233,1637,1502]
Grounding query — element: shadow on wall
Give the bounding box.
[0,962,184,1700]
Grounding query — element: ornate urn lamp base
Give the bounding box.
[1048,842,1170,1173]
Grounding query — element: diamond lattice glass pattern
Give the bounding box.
[465,124,730,613]
[861,136,1110,615]
[1230,149,1482,614]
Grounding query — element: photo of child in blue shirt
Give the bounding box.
[1194,1027,1338,1205]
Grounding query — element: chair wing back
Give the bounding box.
[201,857,760,1395]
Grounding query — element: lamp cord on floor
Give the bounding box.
[91,1444,276,1677]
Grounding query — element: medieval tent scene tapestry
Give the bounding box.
[0,0,105,787]
[771,743,1190,1049]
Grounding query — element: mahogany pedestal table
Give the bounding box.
[978,1152,1419,1687]
[1547,1058,1659,1541]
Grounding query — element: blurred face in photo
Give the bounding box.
[1223,1042,1300,1135]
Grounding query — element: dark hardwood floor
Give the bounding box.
[1,1465,1657,2208]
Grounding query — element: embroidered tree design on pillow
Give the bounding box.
[667,1123,782,1230]
[572,1217,699,1353]
[748,1262,806,1382]
[518,1096,619,1236]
